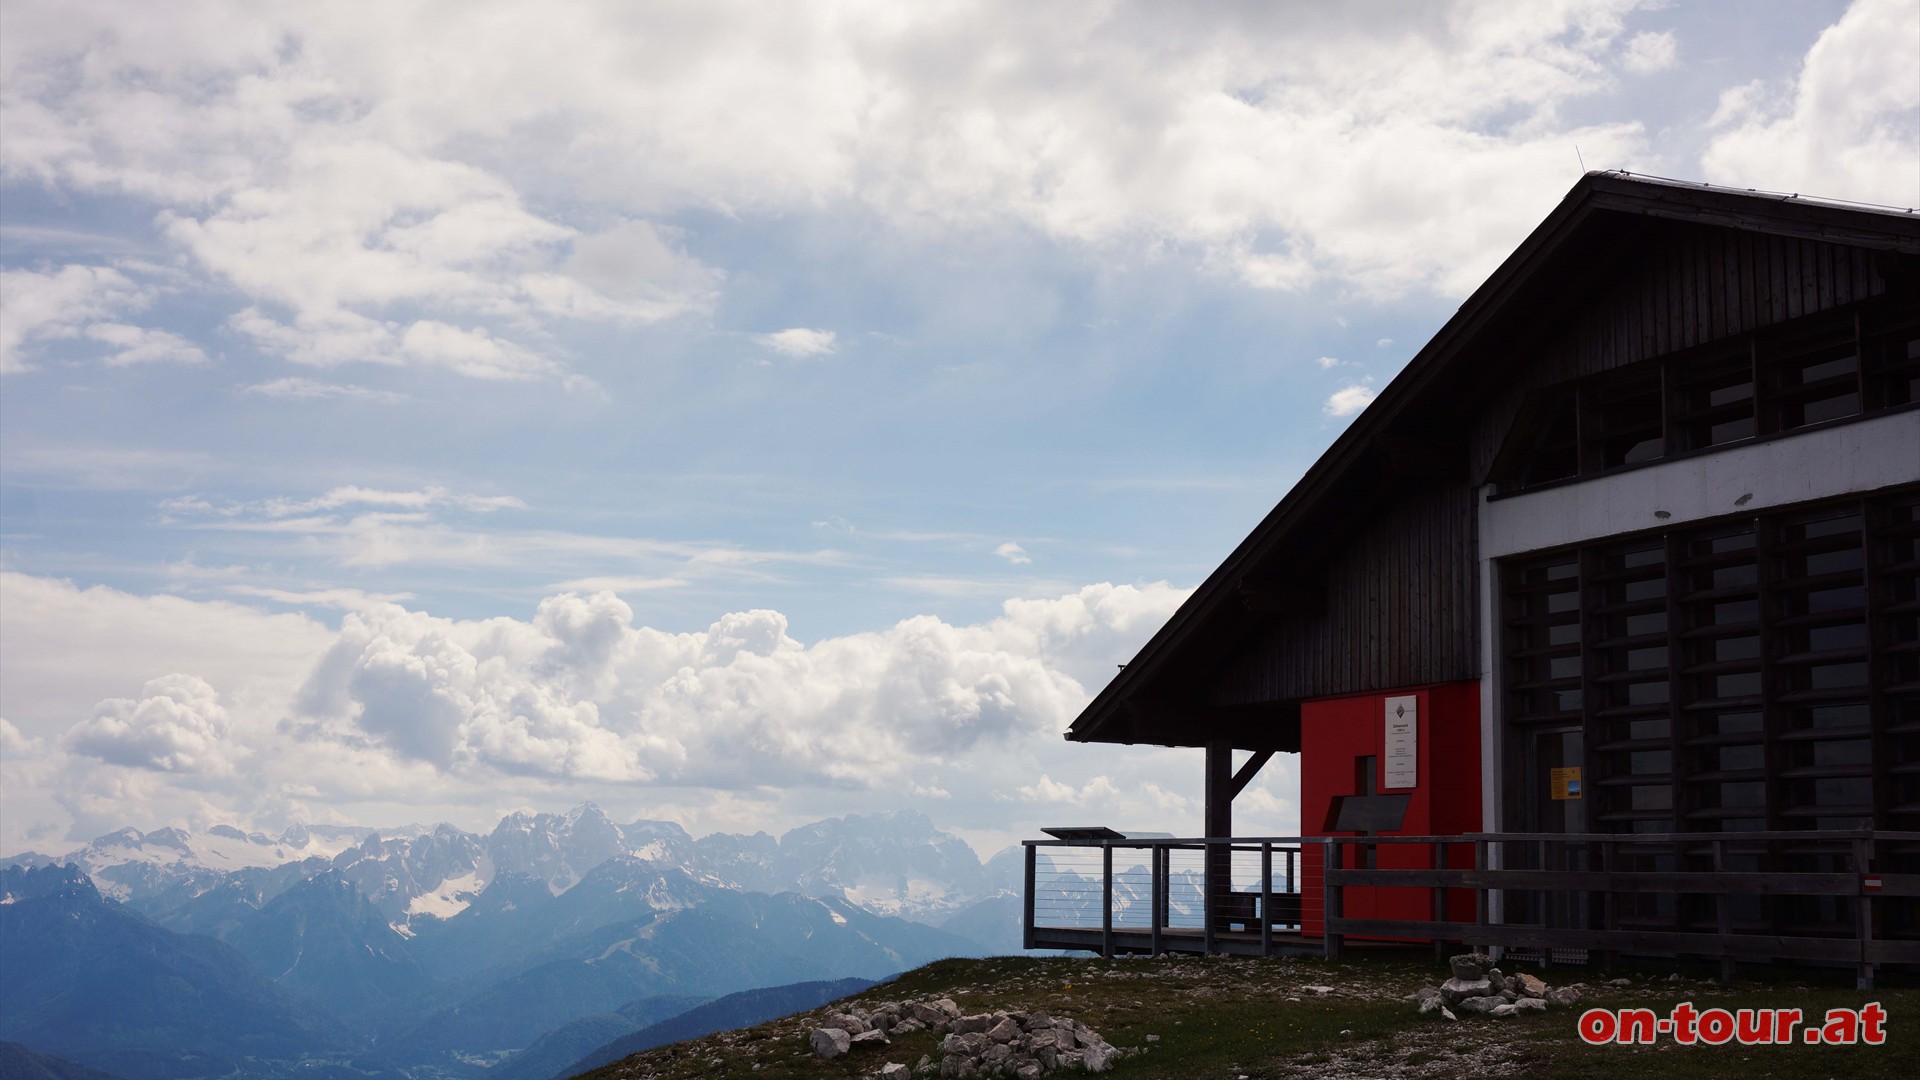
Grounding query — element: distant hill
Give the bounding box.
[480,995,708,1080]
[0,865,347,1080]
[379,892,974,1066]
[0,1041,131,1080]
[554,977,875,1080]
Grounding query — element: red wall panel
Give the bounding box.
[1299,680,1481,938]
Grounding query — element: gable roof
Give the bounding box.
[1067,171,1920,748]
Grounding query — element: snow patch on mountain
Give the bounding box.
[404,867,489,920]
[33,803,1008,939]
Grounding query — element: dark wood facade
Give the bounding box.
[1206,478,1478,708]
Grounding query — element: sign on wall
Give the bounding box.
[1551,767,1583,800]
[1383,695,1417,789]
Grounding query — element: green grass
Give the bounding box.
[579,954,1920,1079]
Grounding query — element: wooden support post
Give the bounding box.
[1432,841,1448,960]
[1023,844,1037,951]
[1854,836,1875,990]
[1260,841,1273,957]
[1204,741,1232,954]
[1323,838,1343,961]
[1474,838,1488,930]
[1101,843,1114,960]
[1597,837,1618,973]
[1541,838,1556,969]
[1712,839,1735,982]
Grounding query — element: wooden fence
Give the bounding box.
[1024,830,1920,988]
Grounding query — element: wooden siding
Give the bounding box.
[1469,222,1889,482]
[1203,222,1889,710]
[1206,479,1479,705]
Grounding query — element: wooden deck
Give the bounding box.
[1027,925,1321,958]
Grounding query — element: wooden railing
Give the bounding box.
[1023,830,1920,988]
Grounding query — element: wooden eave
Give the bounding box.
[1067,172,1920,749]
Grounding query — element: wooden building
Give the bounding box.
[1033,172,1920,972]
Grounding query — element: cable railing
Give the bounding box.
[1023,830,1920,988]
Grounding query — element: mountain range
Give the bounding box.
[0,806,1024,1080]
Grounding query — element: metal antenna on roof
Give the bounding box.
[1575,145,1586,174]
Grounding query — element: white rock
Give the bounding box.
[810,1028,850,1060]
[1440,977,1493,1004]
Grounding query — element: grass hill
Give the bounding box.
[573,953,1918,1080]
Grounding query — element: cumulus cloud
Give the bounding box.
[65,674,238,775]
[290,581,1189,789]
[994,541,1032,565]
[1324,381,1377,416]
[1,569,1213,852]
[1701,0,1919,204]
[755,328,839,358]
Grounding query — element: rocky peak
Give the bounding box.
[0,862,100,905]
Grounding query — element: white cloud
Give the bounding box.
[240,377,407,403]
[84,322,210,366]
[545,574,687,594]
[994,541,1032,565]
[1375,338,1393,348]
[222,585,417,609]
[0,0,1694,323]
[1324,381,1378,416]
[1315,356,1346,369]
[397,320,560,381]
[1016,773,1120,804]
[65,674,238,775]
[157,485,849,582]
[755,327,839,358]
[1701,0,1920,205]
[1620,30,1677,74]
[0,265,142,373]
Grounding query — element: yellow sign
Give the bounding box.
[1550,767,1583,800]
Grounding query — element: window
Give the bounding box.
[1492,297,1912,495]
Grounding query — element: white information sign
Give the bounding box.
[1383,695,1418,789]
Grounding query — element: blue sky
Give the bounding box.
[2,0,1915,858]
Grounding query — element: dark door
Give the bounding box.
[1519,727,1589,929]
[1524,727,1585,834]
